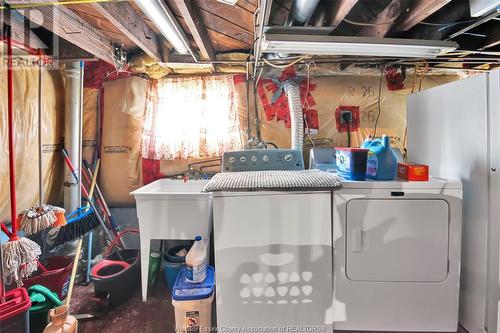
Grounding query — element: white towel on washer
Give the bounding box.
[203,170,342,192]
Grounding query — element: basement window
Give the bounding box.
[142,75,242,160]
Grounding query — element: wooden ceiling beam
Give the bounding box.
[93,1,167,62]
[326,0,358,28]
[7,0,115,63]
[395,0,452,31]
[174,0,215,61]
[480,26,500,50]
[5,9,47,50]
[405,1,470,40]
[358,0,412,37]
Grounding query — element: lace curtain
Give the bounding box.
[142,75,242,160]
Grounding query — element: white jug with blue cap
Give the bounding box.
[185,236,208,283]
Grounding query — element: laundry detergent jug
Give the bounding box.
[364,135,397,180]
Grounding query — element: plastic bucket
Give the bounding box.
[90,249,140,309]
[335,147,369,181]
[164,245,190,291]
[23,256,73,300]
[0,288,31,333]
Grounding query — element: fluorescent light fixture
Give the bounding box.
[261,33,459,58]
[136,0,192,56]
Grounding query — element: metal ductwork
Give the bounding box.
[286,0,321,26]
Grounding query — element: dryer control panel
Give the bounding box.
[222,149,304,172]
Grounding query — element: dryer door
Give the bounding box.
[346,199,449,282]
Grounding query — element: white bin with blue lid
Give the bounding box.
[172,266,215,333]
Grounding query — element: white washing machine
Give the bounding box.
[213,191,334,331]
[332,177,462,331]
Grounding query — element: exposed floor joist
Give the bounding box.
[395,0,452,32]
[93,1,167,62]
[8,0,115,64]
[174,0,215,61]
[327,0,358,28]
[358,0,412,37]
[5,9,47,50]
[480,27,500,50]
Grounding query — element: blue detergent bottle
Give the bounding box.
[365,135,398,180]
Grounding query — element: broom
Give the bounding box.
[1,22,42,286]
[18,50,66,235]
[53,160,102,247]
[62,160,101,307]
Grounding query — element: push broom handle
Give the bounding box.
[66,161,99,307]
[63,149,124,248]
[62,152,119,251]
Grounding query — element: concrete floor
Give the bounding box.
[71,276,469,333]
[73,276,175,333]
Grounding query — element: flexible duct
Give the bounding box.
[287,0,321,25]
[284,80,304,151]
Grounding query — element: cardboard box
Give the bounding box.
[398,162,429,181]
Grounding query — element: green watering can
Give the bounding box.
[28,285,63,333]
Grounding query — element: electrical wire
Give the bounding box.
[261,56,312,69]
[302,60,317,147]
[418,19,476,26]
[343,18,397,27]
[372,65,384,138]
[402,61,428,161]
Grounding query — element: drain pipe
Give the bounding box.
[63,61,83,213]
[284,80,304,151]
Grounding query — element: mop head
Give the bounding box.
[2,237,41,286]
[18,204,66,235]
[53,207,100,247]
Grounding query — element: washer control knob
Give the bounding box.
[229,157,235,163]
[284,154,293,162]
[262,155,269,162]
[251,155,257,162]
[240,156,247,163]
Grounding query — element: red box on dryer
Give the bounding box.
[397,162,429,181]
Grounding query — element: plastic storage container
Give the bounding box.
[172,266,215,333]
[335,147,369,180]
[23,256,73,299]
[164,244,191,291]
[0,288,31,333]
[363,135,398,180]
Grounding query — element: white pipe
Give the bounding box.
[63,61,83,213]
[284,80,304,151]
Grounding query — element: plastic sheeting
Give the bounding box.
[255,73,460,151]
[0,67,65,222]
[99,76,148,205]
[0,70,460,213]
